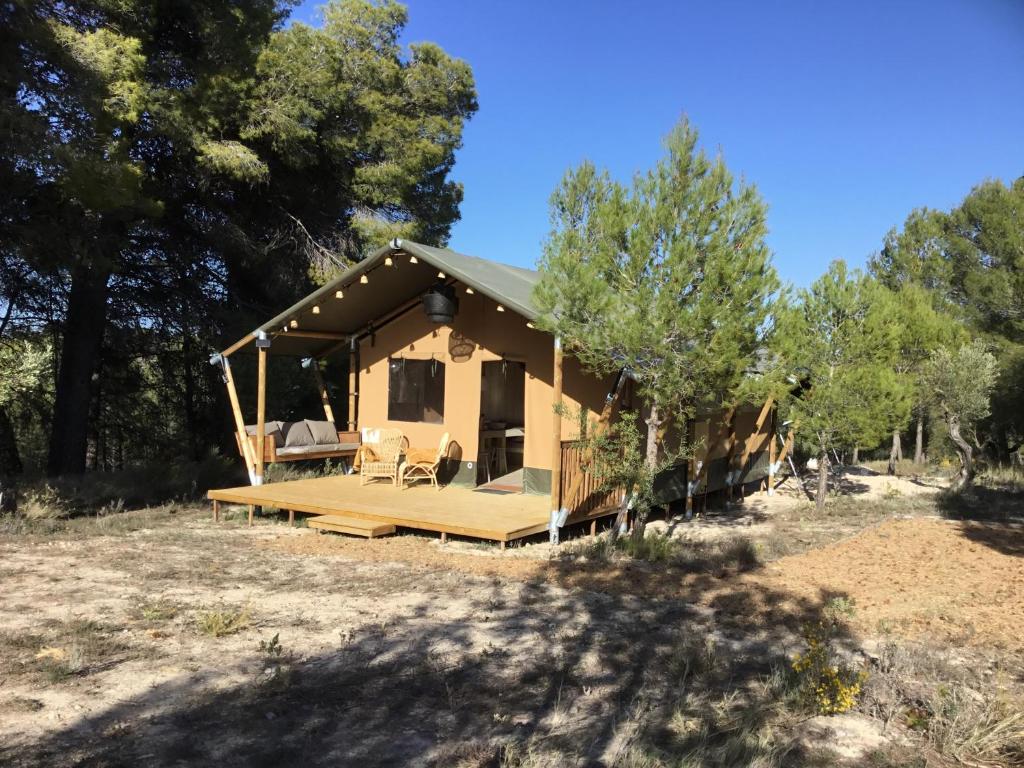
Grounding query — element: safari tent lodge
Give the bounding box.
[207,241,785,545]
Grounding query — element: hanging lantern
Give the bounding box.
[422,282,459,324]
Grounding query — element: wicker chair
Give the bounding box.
[359,429,405,486]
[399,432,450,490]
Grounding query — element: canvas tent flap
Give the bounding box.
[221,240,541,359]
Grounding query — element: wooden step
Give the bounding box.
[307,514,396,538]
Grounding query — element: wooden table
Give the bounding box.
[480,426,524,476]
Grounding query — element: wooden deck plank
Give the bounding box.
[307,515,396,538]
[207,475,553,542]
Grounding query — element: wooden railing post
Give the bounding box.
[347,337,358,431]
[549,336,564,542]
[255,332,270,487]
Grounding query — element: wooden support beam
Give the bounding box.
[685,419,695,517]
[777,421,798,466]
[767,408,778,495]
[248,504,254,527]
[347,339,358,430]
[733,396,776,493]
[221,332,257,358]
[724,410,739,502]
[221,357,256,480]
[255,341,268,485]
[288,509,295,526]
[212,499,220,522]
[550,337,564,520]
[270,330,347,342]
[309,361,336,423]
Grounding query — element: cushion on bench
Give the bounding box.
[305,419,340,445]
[281,421,315,447]
[245,421,284,443]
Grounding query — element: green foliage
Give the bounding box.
[777,261,910,457]
[536,118,779,532]
[790,598,867,715]
[1,0,478,476]
[922,341,998,431]
[921,341,997,490]
[0,338,50,408]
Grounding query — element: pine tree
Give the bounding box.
[535,118,779,538]
[777,262,908,511]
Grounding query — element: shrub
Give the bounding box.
[791,600,867,715]
[195,604,251,638]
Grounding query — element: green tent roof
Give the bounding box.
[223,240,542,358]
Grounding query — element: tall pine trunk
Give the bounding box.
[914,413,925,465]
[0,405,22,477]
[815,436,828,513]
[47,263,110,476]
[945,410,974,492]
[631,401,661,541]
[886,429,902,475]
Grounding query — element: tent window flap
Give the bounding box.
[388,358,445,424]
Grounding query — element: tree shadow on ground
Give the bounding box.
[0,551,854,768]
[936,486,1024,557]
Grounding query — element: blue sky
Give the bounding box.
[292,0,1024,286]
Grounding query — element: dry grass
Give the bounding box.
[862,639,1024,766]
[0,618,136,685]
[194,604,252,638]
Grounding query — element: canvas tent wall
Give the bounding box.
[216,240,779,504]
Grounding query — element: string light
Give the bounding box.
[360,274,369,284]
[465,287,474,294]
[290,319,298,329]
[409,255,418,264]
[312,305,320,314]
[437,271,446,279]
[335,290,344,299]
[384,256,393,266]
[497,305,505,312]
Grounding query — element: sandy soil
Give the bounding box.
[758,517,1024,649]
[0,470,1020,766]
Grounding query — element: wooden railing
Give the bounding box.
[559,440,626,519]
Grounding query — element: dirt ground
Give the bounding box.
[0,468,1021,766]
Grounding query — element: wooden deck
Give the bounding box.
[207,475,554,543]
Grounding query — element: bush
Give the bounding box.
[195,604,251,638]
[791,599,867,715]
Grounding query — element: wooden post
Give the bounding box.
[347,338,358,430]
[440,531,447,545]
[549,337,564,539]
[768,409,778,495]
[724,410,739,502]
[733,396,775,496]
[255,335,269,486]
[288,509,295,526]
[310,361,335,423]
[212,499,220,522]
[685,419,695,517]
[221,356,256,482]
[248,504,254,527]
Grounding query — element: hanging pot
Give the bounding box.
[422,283,459,324]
